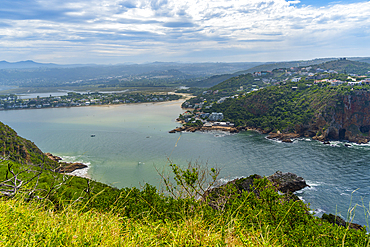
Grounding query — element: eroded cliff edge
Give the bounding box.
[310,91,370,143]
[207,84,370,144]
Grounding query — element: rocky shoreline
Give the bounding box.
[265,131,369,144]
[204,171,363,230]
[169,125,240,133]
[170,123,369,145]
[45,153,88,174]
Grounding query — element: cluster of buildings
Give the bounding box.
[310,77,370,86]
[182,111,224,122]
[181,111,235,127]
[0,93,180,110]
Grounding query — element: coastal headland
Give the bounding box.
[45,152,88,174]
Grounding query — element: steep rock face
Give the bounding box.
[309,91,370,143]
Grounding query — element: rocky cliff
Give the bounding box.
[306,90,370,143]
[209,83,370,144]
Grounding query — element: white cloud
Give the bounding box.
[0,0,369,63]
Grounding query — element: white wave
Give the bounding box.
[295,181,324,193]
[350,143,370,149]
[310,208,326,216]
[298,196,306,203]
[67,166,90,179]
[59,155,91,179]
[265,136,282,143]
[217,176,244,185]
[306,180,325,187]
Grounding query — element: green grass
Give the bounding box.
[0,198,246,246]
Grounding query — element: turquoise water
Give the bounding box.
[0,101,370,226]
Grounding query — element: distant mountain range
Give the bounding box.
[1,57,369,70]
[0,61,263,88]
[0,60,96,69]
[0,60,58,69]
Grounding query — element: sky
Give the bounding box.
[0,0,369,64]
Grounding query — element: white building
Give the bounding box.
[209,112,224,121]
[291,77,301,83]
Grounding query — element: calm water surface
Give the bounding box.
[1,100,370,225]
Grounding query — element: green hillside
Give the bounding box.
[0,122,369,245]
[309,59,370,75]
[240,58,337,74]
[0,122,58,167]
[183,74,265,108]
[207,82,338,130]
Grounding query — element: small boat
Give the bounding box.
[91,134,95,137]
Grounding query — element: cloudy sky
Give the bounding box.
[0,0,369,64]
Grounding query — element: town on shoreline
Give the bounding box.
[0,91,182,110]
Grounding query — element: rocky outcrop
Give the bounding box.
[45,152,62,162]
[203,172,308,210]
[267,171,309,193]
[169,125,239,133]
[45,152,88,173]
[267,133,300,143]
[322,213,363,230]
[202,174,262,210]
[55,162,88,173]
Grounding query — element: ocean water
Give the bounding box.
[0,100,370,226]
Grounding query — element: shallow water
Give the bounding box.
[0,101,369,226]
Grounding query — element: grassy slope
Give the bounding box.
[0,122,369,246]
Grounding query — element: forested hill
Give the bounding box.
[207,82,370,143]
[0,122,58,167]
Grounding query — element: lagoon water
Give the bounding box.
[1,100,370,226]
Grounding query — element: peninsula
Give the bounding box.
[178,59,370,143]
